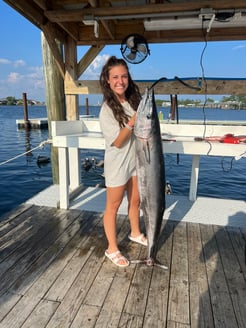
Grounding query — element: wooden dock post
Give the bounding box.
[85,97,89,115]
[22,92,30,130]
[170,94,177,120]
[41,32,66,184]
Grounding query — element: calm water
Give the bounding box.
[0,105,245,217]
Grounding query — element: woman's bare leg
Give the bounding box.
[103,184,129,265]
[126,176,145,239]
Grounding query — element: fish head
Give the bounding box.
[134,88,156,139]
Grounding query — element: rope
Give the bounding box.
[0,139,53,166]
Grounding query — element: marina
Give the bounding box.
[1,1,246,327]
[1,106,246,326]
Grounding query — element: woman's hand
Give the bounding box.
[129,113,136,126]
[112,113,136,148]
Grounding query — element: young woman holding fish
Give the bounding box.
[99,56,147,267]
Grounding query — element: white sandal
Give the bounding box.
[128,233,148,246]
[105,250,129,267]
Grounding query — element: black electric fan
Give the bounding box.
[120,34,150,64]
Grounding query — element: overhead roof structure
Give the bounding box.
[4,1,246,46]
[3,1,246,118]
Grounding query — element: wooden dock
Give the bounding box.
[16,118,48,129]
[0,204,245,328]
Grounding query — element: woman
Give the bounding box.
[99,56,147,267]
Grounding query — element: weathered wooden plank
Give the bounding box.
[0,212,86,324]
[70,304,100,328]
[43,212,109,328]
[0,205,43,247]
[168,282,190,326]
[0,203,33,229]
[168,221,190,325]
[93,217,143,327]
[44,252,105,327]
[122,252,153,319]
[39,212,102,302]
[189,279,215,328]
[143,220,173,328]
[118,312,144,328]
[200,224,238,328]
[167,321,190,328]
[187,223,214,328]
[20,300,60,328]
[84,217,129,308]
[0,206,57,261]
[0,208,81,296]
[0,292,21,322]
[0,204,244,328]
[0,207,59,274]
[18,211,99,298]
[227,226,246,279]
[1,211,101,326]
[214,225,246,328]
[0,294,41,328]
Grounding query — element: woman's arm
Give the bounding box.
[112,113,136,148]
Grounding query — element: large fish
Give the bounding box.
[133,86,167,269]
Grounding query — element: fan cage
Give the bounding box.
[120,34,150,64]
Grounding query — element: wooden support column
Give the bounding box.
[64,36,80,190]
[41,32,66,184]
[64,36,79,120]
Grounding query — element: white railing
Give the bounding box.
[52,119,246,209]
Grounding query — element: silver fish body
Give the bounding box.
[134,88,166,266]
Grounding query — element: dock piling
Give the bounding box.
[22,93,30,130]
[85,97,89,115]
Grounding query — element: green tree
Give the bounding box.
[6,96,17,105]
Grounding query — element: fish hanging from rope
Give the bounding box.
[132,80,167,269]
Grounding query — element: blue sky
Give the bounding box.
[1,1,246,104]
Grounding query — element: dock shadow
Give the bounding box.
[157,194,194,252]
[0,205,103,320]
[197,211,246,327]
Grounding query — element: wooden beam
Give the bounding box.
[44,2,246,22]
[65,80,89,95]
[77,45,105,77]
[76,22,246,45]
[64,78,246,95]
[4,0,47,28]
[88,0,115,40]
[57,22,79,41]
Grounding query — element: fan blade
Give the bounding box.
[137,44,147,54]
[126,36,135,49]
[126,51,137,61]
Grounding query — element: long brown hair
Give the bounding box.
[99,56,142,128]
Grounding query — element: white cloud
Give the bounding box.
[82,54,109,79]
[7,72,22,84]
[232,44,246,50]
[91,54,109,69]
[13,59,26,67]
[0,58,11,65]
[0,58,26,67]
[0,64,45,100]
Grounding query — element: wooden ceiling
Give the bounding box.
[4,1,246,46]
